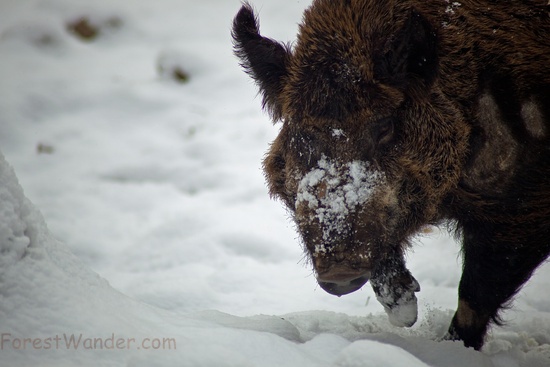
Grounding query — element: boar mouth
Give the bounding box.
[316,265,371,296]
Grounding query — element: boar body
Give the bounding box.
[232,0,550,349]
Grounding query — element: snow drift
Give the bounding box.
[0,151,488,366]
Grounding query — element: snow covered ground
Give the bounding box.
[0,0,550,365]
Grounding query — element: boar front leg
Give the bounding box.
[370,252,421,328]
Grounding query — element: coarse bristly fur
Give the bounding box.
[232,0,550,350]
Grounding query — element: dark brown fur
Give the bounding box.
[232,0,550,350]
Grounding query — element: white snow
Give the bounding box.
[296,155,385,244]
[0,0,550,366]
[444,0,462,15]
[332,129,346,139]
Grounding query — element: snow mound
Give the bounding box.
[0,151,486,366]
[334,341,430,367]
[0,150,512,366]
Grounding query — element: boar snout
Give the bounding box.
[316,266,370,296]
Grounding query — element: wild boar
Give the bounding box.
[232,0,550,350]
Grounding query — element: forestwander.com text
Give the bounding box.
[1,333,177,351]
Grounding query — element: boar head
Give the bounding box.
[232,0,470,323]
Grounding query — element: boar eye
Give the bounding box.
[373,117,395,146]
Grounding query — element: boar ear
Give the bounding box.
[232,3,290,121]
[383,9,438,87]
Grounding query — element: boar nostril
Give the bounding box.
[334,252,345,262]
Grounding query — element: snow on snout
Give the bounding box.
[295,155,386,248]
